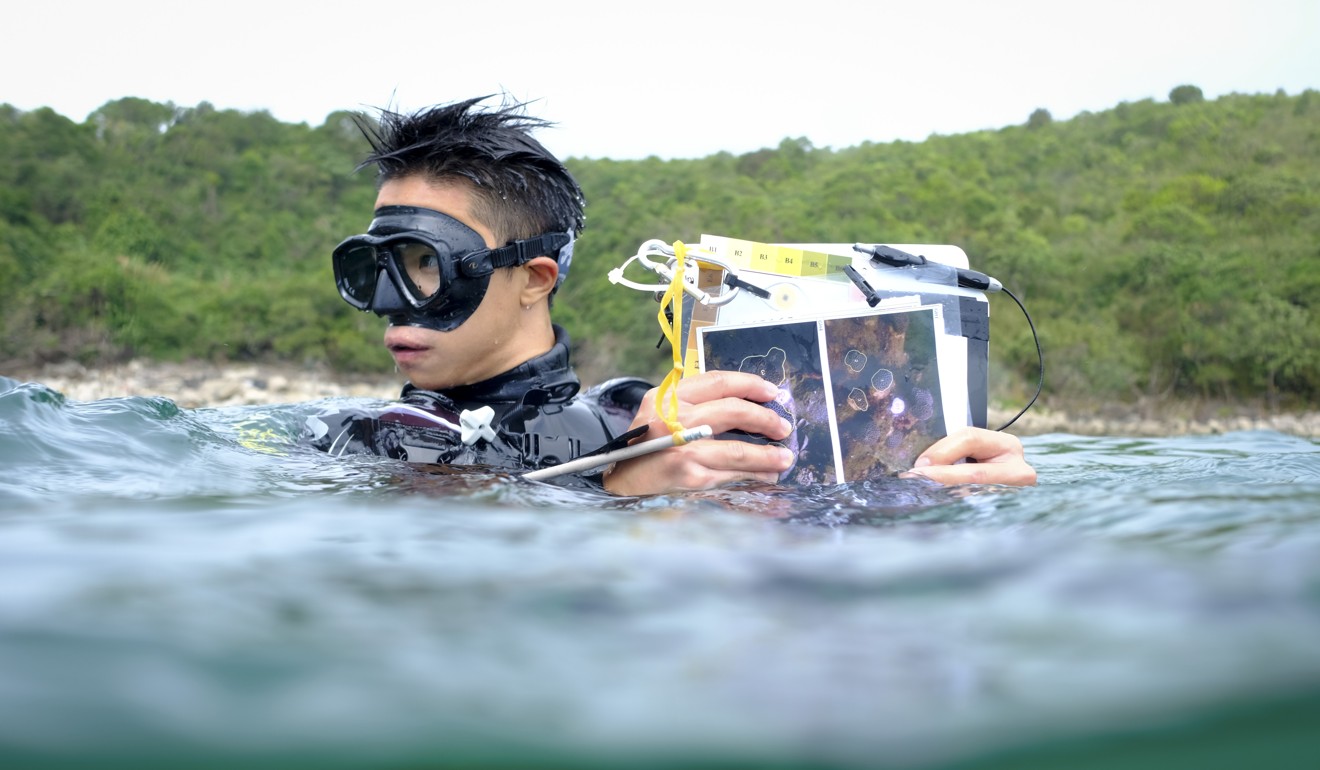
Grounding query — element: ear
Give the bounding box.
[519,256,559,306]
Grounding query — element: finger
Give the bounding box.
[904,459,1037,487]
[626,373,780,437]
[669,439,791,490]
[630,397,793,443]
[679,398,794,440]
[693,437,795,473]
[916,427,1022,466]
[627,432,795,476]
[607,463,782,494]
[675,370,780,405]
[604,440,791,494]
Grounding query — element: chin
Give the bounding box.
[398,358,459,390]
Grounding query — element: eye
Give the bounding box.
[395,242,443,298]
[397,242,439,269]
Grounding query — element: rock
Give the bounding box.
[6,360,399,409]
[7,360,1320,438]
[46,361,88,379]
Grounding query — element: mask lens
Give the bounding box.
[393,241,443,300]
[336,243,379,307]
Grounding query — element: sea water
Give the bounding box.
[1,375,1318,769]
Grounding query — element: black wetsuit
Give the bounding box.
[306,327,650,486]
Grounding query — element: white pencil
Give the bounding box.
[522,425,714,482]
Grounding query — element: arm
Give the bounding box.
[602,371,795,496]
[903,427,1036,486]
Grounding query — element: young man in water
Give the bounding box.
[310,97,1036,493]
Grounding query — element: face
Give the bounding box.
[374,177,537,390]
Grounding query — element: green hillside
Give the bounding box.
[2,87,1317,408]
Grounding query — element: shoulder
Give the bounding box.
[303,403,376,455]
[579,377,652,414]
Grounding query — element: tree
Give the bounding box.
[1169,84,1204,105]
[1027,108,1053,129]
[2,92,1318,407]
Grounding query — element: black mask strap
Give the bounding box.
[459,232,573,277]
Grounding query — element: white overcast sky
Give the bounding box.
[6,0,1316,160]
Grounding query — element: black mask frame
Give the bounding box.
[333,205,571,332]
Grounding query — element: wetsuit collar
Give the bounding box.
[400,325,582,407]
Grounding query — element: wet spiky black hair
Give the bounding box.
[354,96,585,245]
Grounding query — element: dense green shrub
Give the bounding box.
[2,89,1317,406]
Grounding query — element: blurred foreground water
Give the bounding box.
[2,375,1319,769]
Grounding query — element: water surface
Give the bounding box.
[2,376,1319,769]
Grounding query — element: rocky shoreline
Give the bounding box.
[6,359,1319,439]
[8,360,405,409]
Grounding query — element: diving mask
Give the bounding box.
[333,205,572,332]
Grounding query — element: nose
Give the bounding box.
[370,269,410,317]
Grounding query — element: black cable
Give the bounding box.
[995,285,1043,431]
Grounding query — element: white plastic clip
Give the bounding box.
[459,406,497,445]
[606,241,745,306]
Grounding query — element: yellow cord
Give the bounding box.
[654,241,689,441]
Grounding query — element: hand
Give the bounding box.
[602,371,795,495]
[904,427,1037,486]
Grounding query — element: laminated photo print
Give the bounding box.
[699,306,947,485]
[822,307,947,482]
[697,320,839,486]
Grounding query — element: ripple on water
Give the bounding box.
[1,382,1319,767]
